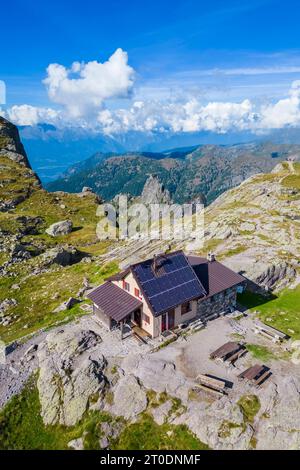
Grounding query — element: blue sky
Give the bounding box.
[1,0,300,134]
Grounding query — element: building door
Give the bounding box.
[168,309,175,329]
[161,313,167,332]
[133,309,141,327]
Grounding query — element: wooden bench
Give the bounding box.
[195,374,227,395]
[193,383,224,397]
[227,347,247,364]
[254,370,272,387]
[253,322,287,343]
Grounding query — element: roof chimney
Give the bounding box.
[207,252,215,262]
[152,252,168,275]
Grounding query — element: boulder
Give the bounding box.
[150,400,173,425]
[68,438,84,450]
[37,328,106,426]
[0,298,17,315]
[42,246,87,267]
[53,297,80,313]
[108,374,147,420]
[45,220,73,237]
[173,398,253,450]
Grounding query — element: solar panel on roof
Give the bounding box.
[132,251,206,316]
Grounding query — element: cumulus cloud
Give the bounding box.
[95,97,256,134]
[3,62,300,136]
[43,48,135,118]
[259,80,300,129]
[94,80,300,134]
[5,105,60,126]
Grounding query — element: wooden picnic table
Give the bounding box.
[238,364,271,386]
[210,341,241,360]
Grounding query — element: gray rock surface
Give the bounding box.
[41,246,86,267]
[256,377,300,449]
[173,398,253,450]
[68,438,84,450]
[108,374,147,420]
[53,297,80,313]
[45,220,73,237]
[0,116,32,169]
[140,175,172,204]
[151,400,173,425]
[37,328,107,426]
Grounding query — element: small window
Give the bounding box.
[122,280,130,292]
[143,313,150,324]
[181,301,191,315]
[134,287,140,297]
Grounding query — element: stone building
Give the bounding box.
[88,250,245,339]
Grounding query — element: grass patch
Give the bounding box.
[156,336,177,350]
[218,420,243,439]
[238,395,261,424]
[111,413,209,450]
[281,174,300,190]
[105,391,114,406]
[246,344,275,362]
[0,260,119,343]
[239,287,300,339]
[0,379,208,450]
[220,245,247,259]
[0,377,113,450]
[237,290,273,309]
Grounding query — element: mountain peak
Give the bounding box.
[0,116,32,169]
[140,174,172,204]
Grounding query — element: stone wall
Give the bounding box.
[197,287,238,320]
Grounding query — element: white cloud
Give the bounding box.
[93,80,300,134]
[94,97,255,134]
[3,57,300,137]
[259,80,300,129]
[43,48,135,118]
[5,105,60,126]
[185,66,300,77]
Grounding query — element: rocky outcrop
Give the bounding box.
[255,262,297,290]
[37,328,107,426]
[0,116,31,168]
[140,175,172,204]
[53,297,80,313]
[173,398,254,450]
[68,438,84,450]
[256,376,300,449]
[151,400,173,425]
[41,246,87,267]
[45,220,73,237]
[107,374,147,420]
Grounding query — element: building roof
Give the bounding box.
[187,255,245,298]
[105,268,130,282]
[88,281,142,322]
[131,250,206,317]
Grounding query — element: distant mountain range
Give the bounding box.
[45,142,300,205]
[19,123,300,183]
